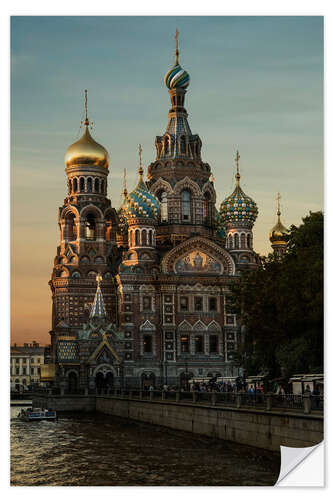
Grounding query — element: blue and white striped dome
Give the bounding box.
[164,63,190,89]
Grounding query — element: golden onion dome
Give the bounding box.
[269,215,289,245]
[65,120,109,169]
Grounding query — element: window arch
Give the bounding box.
[181,190,191,222]
[73,178,78,193]
[240,233,246,249]
[94,178,99,193]
[159,191,168,222]
[228,234,233,249]
[101,179,105,194]
[135,229,140,246]
[72,271,81,278]
[203,192,212,224]
[247,234,251,249]
[79,177,85,192]
[148,229,153,246]
[142,229,147,246]
[234,233,239,249]
[65,213,77,241]
[85,213,96,240]
[87,177,92,193]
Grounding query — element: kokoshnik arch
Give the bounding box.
[45,32,287,391]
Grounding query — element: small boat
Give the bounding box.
[18,407,57,421]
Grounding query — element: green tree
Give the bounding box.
[231,211,323,378]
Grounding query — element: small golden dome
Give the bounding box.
[269,217,289,245]
[65,121,109,169]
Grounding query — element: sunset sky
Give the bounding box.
[11,16,323,345]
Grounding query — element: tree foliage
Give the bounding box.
[231,211,323,378]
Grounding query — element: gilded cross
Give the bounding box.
[138,144,143,167]
[235,150,240,174]
[123,168,127,195]
[96,272,103,284]
[277,192,281,215]
[84,89,88,121]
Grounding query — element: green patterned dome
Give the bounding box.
[220,176,258,227]
[121,171,160,221]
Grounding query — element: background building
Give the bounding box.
[10,342,46,391]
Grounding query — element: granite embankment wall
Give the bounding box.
[96,396,323,452]
[32,394,96,412]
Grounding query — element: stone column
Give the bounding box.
[236,392,242,408]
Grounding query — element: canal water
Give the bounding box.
[11,406,281,486]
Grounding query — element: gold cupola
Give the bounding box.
[269,193,289,247]
[65,90,109,169]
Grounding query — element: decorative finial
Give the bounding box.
[235,150,241,186]
[138,144,143,176]
[277,192,281,219]
[96,272,102,285]
[84,89,89,126]
[210,173,215,183]
[175,28,179,65]
[123,168,127,197]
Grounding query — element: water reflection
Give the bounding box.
[11,406,280,486]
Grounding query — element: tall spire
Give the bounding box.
[90,273,106,318]
[175,28,179,64]
[235,150,241,187]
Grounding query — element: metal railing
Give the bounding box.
[101,390,323,415]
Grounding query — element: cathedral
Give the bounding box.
[46,34,275,392]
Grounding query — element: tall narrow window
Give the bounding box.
[73,178,78,192]
[234,233,239,249]
[247,234,251,248]
[66,213,77,241]
[195,335,204,353]
[135,229,140,246]
[181,190,191,222]
[209,335,218,353]
[241,233,246,249]
[94,178,99,193]
[228,234,233,249]
[85,214,96,240]
[180,335,189,353]
[143,335,152,353]
[142,229,147,246]
[160,192,168,222]
[148,230,153,246]
[204,192,211,224]
[87,177,92,192]
[79,177,85,192]
[101,179,105,194]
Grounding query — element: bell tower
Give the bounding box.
[49,91,118,347]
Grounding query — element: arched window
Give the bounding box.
[234,233,239,249]
[164,137,169,155]
[79,177,85,192]
[72,271,81,278]
[85,213,96,240]
[159,191,168,222]
[135,229,140,246]
[181,190,191,222]
[180,136,186,154]
[73,178,78,192]
[101,179,105,194]
[240,233,246,249]
[94,178,99,193]
[65,213,77,241]
[142,229,147,246]
[148,230,153,246]
[204,192,211,224]
[228,234,233,249]
[247,234,251,249]
[68,179,72,195]
[87,177,92,193]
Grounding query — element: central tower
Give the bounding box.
[147,31,217,248]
